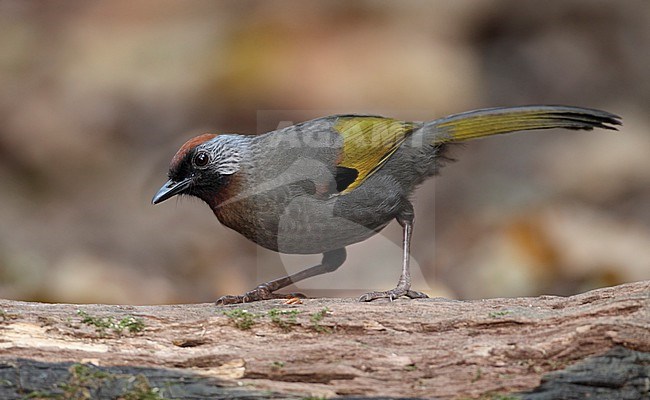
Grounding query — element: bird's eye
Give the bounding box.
[193,151,210,167]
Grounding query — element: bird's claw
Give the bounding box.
[215,295,246,306]
[215,285,307,305]
[358,288,428,302]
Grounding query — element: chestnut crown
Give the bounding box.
[152,134,246,205]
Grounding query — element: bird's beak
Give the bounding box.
[152,178,192,204]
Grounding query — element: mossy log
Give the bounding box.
[0,281,648,399]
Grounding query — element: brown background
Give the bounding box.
[1,0,648,304]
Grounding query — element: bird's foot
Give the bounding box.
[358,287,428,302]
[215,284,306,305]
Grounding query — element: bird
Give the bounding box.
[152,105,621,304]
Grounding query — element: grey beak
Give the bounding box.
[152,178,192,204]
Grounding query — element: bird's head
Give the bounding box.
[152,133,244,205]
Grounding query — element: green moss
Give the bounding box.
[223,309,260,330]
[76,310,145,336]
[20,364,166,400]
[57,363,113,400]
[267,308,300,332]
[121,375,165,400]
[488,310,512,318]
[309,307,331,333]
[270,361,285,370]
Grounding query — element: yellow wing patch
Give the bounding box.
[334,117,416,194]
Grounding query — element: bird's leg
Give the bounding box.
[216,248,347,305]
[358,203,428,302]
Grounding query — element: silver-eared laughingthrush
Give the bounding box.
[152,105,621,304]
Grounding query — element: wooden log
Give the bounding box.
[0,281,648,399]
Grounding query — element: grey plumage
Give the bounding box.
[152,105,621,303]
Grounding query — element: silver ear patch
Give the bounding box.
[202,135,245,176]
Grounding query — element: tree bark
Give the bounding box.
[1,281,648,399]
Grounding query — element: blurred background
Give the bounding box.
[1,0,648,304]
